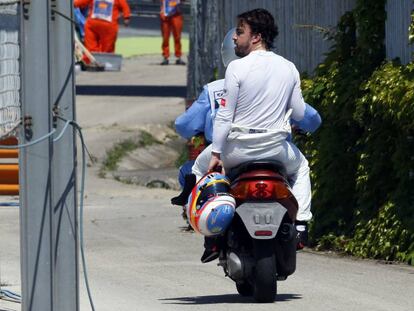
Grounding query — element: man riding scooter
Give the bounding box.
[174,26,321,186]
[172,10,321,262]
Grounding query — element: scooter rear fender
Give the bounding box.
[236,202,287,240]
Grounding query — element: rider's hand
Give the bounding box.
[208,152,225,175]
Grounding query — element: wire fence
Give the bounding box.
[187,0,357,99]
[0,0,20,140]
[386,0,414,64]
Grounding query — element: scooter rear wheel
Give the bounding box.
[236,281,253,296]
[253,240,277,303]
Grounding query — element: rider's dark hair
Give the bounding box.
[237,8,279,50]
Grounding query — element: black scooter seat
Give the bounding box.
[228,160,288,181]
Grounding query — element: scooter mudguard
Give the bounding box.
[236,202,287,239]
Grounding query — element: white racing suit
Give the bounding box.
[192,119,311,222]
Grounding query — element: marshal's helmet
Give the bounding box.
[186,172,236,236]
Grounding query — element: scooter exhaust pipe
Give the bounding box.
[227,252,244,280]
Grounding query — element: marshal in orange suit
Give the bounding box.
[160,0,185,65]
[74,0,131,53]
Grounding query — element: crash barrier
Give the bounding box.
[0,136,19,195]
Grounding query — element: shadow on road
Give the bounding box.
[76,85,186,97]
[160,293,301,304]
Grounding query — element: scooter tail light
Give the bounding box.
[231,179,291,201]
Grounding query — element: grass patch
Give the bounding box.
[102,138,139,172]
[138,130,162,147]
[99,130,162,177]
[115,36,189,58]
[175,144,188,168]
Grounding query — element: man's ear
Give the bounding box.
[251,33,262,45]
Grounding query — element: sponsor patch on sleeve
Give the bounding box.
[220,98,226,107]
[213,90,224,109]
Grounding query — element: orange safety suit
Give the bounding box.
[74,0,131,53]
[160,0,183,59]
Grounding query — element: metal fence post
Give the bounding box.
[187,0,222,101]
[20,1,78,310]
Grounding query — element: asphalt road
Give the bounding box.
[68,188,414,311]
[1,185,414,311]
[1,56,413,311]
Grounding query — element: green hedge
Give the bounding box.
[298,0,414,264]
[355,62,414,227]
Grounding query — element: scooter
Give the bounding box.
[217,160,298,303]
